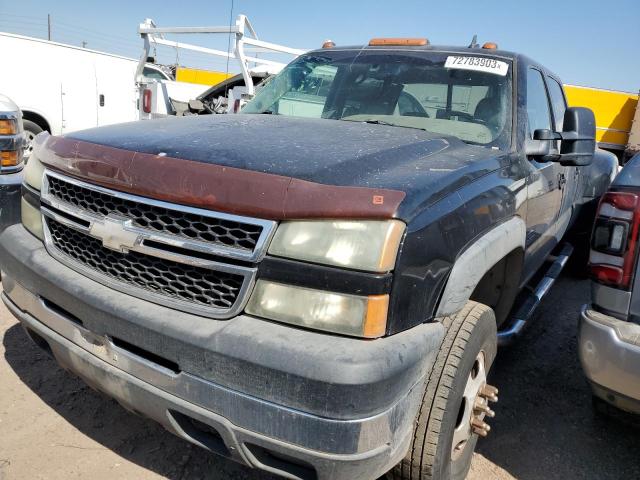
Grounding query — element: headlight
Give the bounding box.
[268,220,405,272]
[21,197,43,240]
[0,119,17,135]
[0,150,21,169]
[23,150,45,190]
[21,151,44,239]
[246,280,388,338]
[0,118,23,172]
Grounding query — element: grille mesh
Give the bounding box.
[47,175,263,251]
[47,219,244,309]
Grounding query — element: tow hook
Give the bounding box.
[471,384,498,437]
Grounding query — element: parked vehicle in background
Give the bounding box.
[0,32,187,155]
[580,151,640,415]
[628,103,640,161]
[0,94,25,232]
[136,14,305,118]
[175,67,234,86]
[173,70,272,115]
[1,39,616,480]
[565,84,639,162]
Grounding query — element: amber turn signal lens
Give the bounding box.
[363,294,389,338]
[0,119,17,135]
[1,150,20,167]
[369,37,429,46]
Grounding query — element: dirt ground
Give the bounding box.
[1,274,639,480]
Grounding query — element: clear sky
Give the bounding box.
[1,0,639,92]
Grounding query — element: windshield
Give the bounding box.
[243,50,513,149]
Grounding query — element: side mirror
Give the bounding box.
[524,129,560,162]
[525,107,596,166]
[557,107,596,166]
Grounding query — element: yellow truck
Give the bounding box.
[564,84,639,160]
[175,67,234,87]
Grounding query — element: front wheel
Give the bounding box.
[390,301,499,480]
[22,120,44,159]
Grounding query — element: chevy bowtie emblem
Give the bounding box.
[89,216,141,253]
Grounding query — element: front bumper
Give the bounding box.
[578,305,640,414]
[0,224,444,480]
[0,171,22,233]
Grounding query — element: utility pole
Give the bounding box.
[47,14,51,40]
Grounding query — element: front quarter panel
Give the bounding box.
[387,155,527,334]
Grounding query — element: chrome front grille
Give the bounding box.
[40,170,277,318]
[47,219,245,309]
[46,175,263,251]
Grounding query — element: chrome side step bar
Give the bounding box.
[497,243,573,346]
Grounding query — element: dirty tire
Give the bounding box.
[390,301,498,480]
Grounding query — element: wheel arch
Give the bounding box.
[21,110,51,133]
[435,216,526,320]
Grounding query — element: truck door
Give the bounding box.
[524,68,564,265]
[546,76,578,233]
[94,56,138,127]
[60,50,98,133]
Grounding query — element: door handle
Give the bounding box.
[99,94,105,107]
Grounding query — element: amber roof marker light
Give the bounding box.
[482,42,499,49]
[322,39,336,49]
[368,38,429,46]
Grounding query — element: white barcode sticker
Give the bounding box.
[445,56,509,76]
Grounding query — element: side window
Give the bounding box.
[143,67,168,81]
[546,77,567,131]
[526,69,552,138]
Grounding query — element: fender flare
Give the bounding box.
[20,108,52,133]
[435,216,526,318]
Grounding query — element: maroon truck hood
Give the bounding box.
[34,133,405,220]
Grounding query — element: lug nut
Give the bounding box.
[482,384,499,396]
[474,398,496,417]
[480,384,499,403]
[471,418,491,437]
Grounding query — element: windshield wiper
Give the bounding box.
[340,117,427,131]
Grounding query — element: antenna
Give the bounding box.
[468,34,479,48]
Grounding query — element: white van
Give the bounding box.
[0,32,172,154]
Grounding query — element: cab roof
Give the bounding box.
[313,44,519,61]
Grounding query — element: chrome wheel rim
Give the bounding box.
[24,130,36,158]
[451,351,498,461]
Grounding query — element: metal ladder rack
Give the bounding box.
[136,14,307,95]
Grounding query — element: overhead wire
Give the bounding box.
[0,10,246,72]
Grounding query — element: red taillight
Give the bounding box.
[602,191,638,212]
[589,191,640,289]
[142,88,152,114]
[591,265,624,286]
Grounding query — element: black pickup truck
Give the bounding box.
[1,40,617,480]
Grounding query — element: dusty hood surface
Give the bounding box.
[42,115,506,221]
